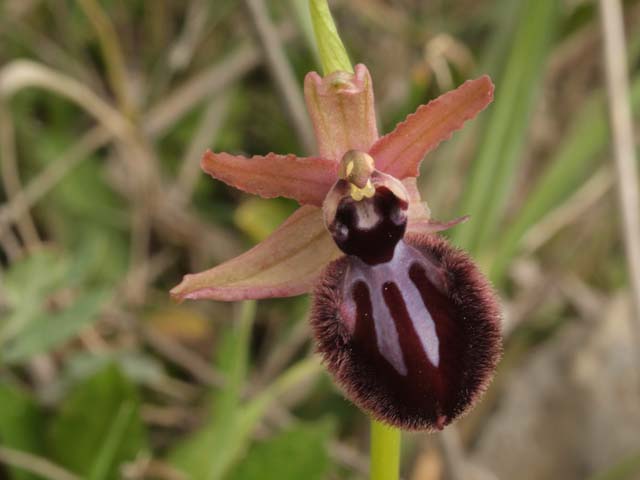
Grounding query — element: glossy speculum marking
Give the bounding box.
[314,157,502,430]
[347,241,442,374]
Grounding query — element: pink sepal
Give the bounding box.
[201,150,336,206]
[371,76,494,179]
[170,205,342,302]
[304,64,379,161]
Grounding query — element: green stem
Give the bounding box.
[308,0,353,74]
[370,419,401,480]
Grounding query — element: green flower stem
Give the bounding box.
[370,419,401,480]
[308,2,398,478]
[308,0,353,74]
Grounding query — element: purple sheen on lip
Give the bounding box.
[344,242,442,373]
[311,233,502,431]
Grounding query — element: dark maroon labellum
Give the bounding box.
[313,177,502,431]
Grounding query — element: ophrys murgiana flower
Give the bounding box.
[172,64,502,431]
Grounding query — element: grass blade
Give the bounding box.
[490,77,640,283]
[452,0,559,254]
[87,401,136,480]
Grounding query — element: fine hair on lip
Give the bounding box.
[310,233,502,431]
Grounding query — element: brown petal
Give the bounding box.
[171,206,342,301]
[370,76,494,179]
[304,64,379,162]
[201,150,337,206]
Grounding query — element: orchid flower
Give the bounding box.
[171,64,501,431]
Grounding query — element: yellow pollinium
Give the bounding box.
[338,150,376,201]
[349,180,375,200]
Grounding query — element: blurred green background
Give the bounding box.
[1,0,639,479]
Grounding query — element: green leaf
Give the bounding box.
[87,401,138,480]
[2,251,72,349]
[46,351,165,403]
[0,384,44,480]
[36,148,126,230]
[169,301,256,480]
[168,303,323,480]
[47,364,147,479]
[3,250,68,309]
[224,357,323,480]
[63,351,165,387]
[1,248,115,365]
[227,420,335,480]
[2,289,110,364]
[30,132,129,285]
[308,0,353,75]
